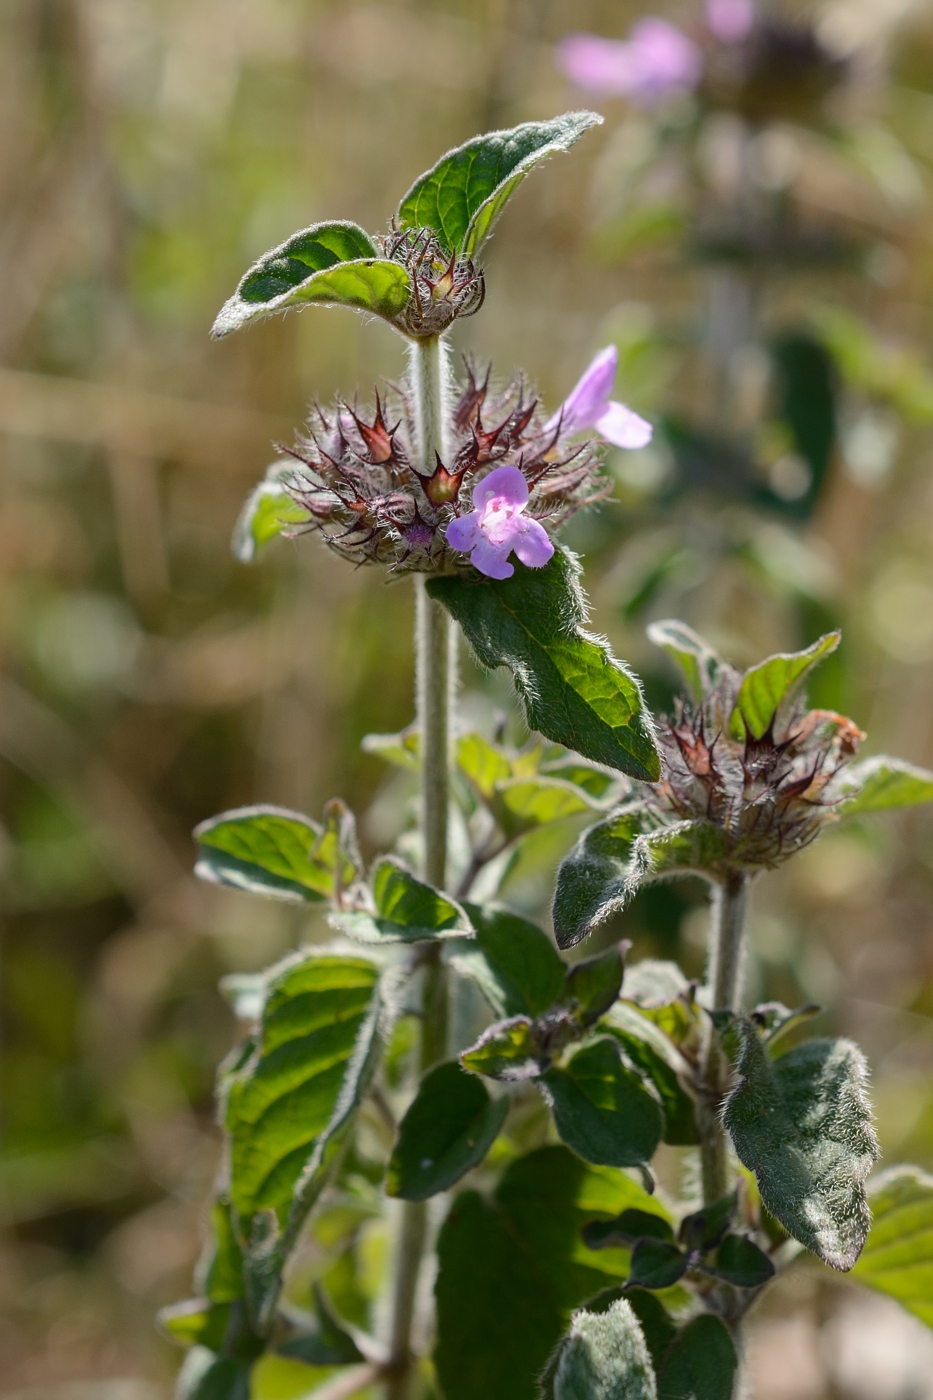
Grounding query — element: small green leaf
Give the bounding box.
[750,1000,821,1051]
[677,1192,737,1254]
[541,756,619,798]
[728,632,841,741]
[456,731,513,797]
[625,1292,677,1377]
[451,902,567,1019]
[492,776,597,840]
[332,857,473,944]
[706,1234,775,1288]
[541,1299,659,1400]
[542,1039,663,1169]
[176,1349,252,1400]
[656,1315,737,1400]
[461,1015,549,1081]
[158,1299,232,1351]
[199,1200,246,1303]
[277,1282,365,1366]
[387,1060,508,1200]
[562,944,627,1027]
[645,620,728,703]
[605,1023,698,1147]
[552,806,650,950]
[723,1023,878,1270]
[232,462,310,564]
[397,112,602,257]
[837,756,933,817]
[627,1239,687,1291]
[194,801,361,903]
[851,1168,933,1329]
[583,1210,676,1251]
[361,726,421,772]
[212,221,410,338]
[620,962,700,1049]
[427,549,660,782]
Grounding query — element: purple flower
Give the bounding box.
[546,345,653,450]
[445,465,554,580]
[558,20,702,106]
[705,0,755,43]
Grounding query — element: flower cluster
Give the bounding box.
[378,225,485,339]
[646,654,865,871]
[280,349,651,577]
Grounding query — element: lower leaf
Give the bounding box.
[851,1168,933,1329]
[542,1038,663,1170]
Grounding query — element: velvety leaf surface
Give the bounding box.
[427,550,660,781]
[460,1015,546,1081]
[723,1025,878,1270]
[645,620,728,702]
[435,1145,667,1400]
[627,1239,687,1291]
[851,1168,933,1328]
[232,463,310,563]
[605,1023,699,1147]
[397,112,601,256]
[656,1316,737,1400]
[387,1060,508,1200]
[542,1299,659,1400]
[728,632,840,740]
[194,802,361,903]
[552,807,649,949]
[452,902,566,1018]
[542,1039,663,1169]
[837,756,933,817]
[563,944,627,1027]
[332,857,472,943]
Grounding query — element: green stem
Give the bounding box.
[698,872,749,1207]
[385,335,455,1400]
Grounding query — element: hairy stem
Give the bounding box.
[698,872,749,1206]
[385,335,455,1400]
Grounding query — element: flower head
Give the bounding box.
[445,465,554,580]
[559,20,702,106]
[547,346,653,450]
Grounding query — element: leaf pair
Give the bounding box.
[212,112,601,339]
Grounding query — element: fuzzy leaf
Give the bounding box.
[398,112,602,257]
[656,1316,737,1400]
[461,1015,548,1081]
[194,801,361,903]
[851,1168,933,1329]
[211,221,410,338]
[492,776,597,839]
[435,1145,666,1400]
[456,731,513,797]
[627,1239,687,1291]
[200,1200,246,1303]
[450,902,567,1018]
[562,944,627,1026]
[837,756,933,817]
[723,1024,878,1270]
[387,1060,508,1201]
[677,1193,737,1255]
[706,1234,775,1288]
[427,549,660,781]
[645,620,727,703]
[728,632,841,741]
[541,1299,659,1400]
[361,726,421,771]
[542,1039,663,1169]
[332,857,473,943]
[583,1210,676,1251]
[232,462,309,563]
[605,1023,699,1147]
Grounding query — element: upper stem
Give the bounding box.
[698,872,749,1207]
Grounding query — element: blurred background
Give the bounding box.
[4,1,933,1396]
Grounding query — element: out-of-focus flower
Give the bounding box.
[547,346,653,450]
[558,20,702,105]
[445,465,554,579]
[705,0,755,44]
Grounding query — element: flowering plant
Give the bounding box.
[159,114,933,1400]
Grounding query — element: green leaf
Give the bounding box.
[177,1349,252,1400]
[625,1292,678,1377]
[583,1210,676,1251]
[492,776,597,840]
[277,1282,365,1366]
[427,549,660,782]
[728,632,841,741]
[194,801,361,904]
[542,1039,663,1169]
[223,951,386,1239]
[562,944,627,1027]
[435,1145,668,1400]
[645,620,727,703]
[677,1192,737,1254]
[211,221,410,338]
[232,462,310,564]
[837,756,933,817]
[451,902,567,1019]
[332,857,473,944]
[397,112,602,257]
[199,1200,246,1303]
[541,1299,659,1400]
[158,1299,232,1351]
[723,1024,878,1270]
[461,1015,550,1081]
[750,1000,821,1052]
[361,726,421,772]
[851,1168,933,1329]
[656,1316,737,1400]
[605,1023,698,1147]
[620,962,700,1049]
[541,756,619,799]
[387,1060,508,1200]
[706,1234,775,1288]
[627,1239,687,1291]
[456,731,513,797]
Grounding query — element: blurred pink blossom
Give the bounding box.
[558,19,702,105]
[445,465,554,580]
[547,346,653,450]
[705,0,755,43]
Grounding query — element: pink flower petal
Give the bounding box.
[512,517,555,569]
[705,0,755,43]
[595,401,653,449]
[629,19,703,100]
[446,512,481,552]
[472,464,529,511]
[547,345,618,436]
[557,34,640,94]
[470,537,515,580]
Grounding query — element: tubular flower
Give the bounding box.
[546,346,653,450]
[280,363,607,574]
